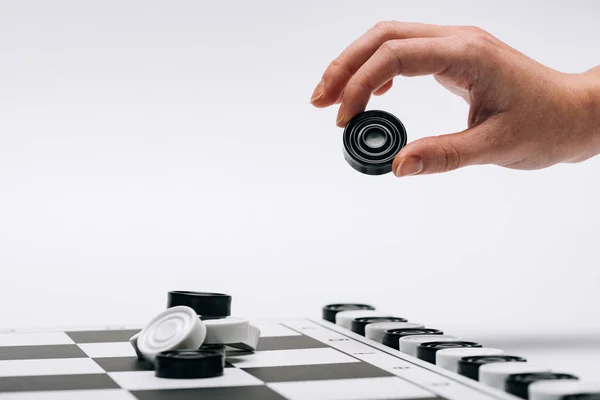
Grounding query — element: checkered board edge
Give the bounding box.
[0,319,517,400]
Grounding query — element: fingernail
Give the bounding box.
[395,156,424,177]
[310,79,325,103]
[336,104,345,126]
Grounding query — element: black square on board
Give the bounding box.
[66,329,141,343]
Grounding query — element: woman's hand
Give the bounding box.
[310,22,600,177]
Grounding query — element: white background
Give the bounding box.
[1,0,599,348]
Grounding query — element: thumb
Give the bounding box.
[392,123,494,177]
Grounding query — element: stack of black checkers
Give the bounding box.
[130,291,260,379]
[322,303,596,400]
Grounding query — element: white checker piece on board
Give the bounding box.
[334,310,393,330]
[365,322,425,343]
[435,348,505,373]
[479,361,551,390]
[399,335,461,357]
[204,317,249,344]
[529,380,600,400]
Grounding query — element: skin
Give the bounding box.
[310,22,600,177]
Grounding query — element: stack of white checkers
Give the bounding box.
[130,291,260,379]
[322,303,600,400]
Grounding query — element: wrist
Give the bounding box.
[576,72,600,158]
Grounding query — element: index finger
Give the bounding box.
[310,21,450,107]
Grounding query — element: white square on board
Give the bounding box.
[0,358,103,377]
[227,348,359,369]
[77,342,135,358]
[268,376,434,400]
[108,368,263,390]
[0,332,74,347]
[0,389,137,400]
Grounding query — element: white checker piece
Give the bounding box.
[0,358,103,377]
[529,380,600,400]
[228,348,359,368]
[108,368,263,390]
[268,376,433,400]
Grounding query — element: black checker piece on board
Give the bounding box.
[382,328,443,350]
[458,355,527,380]
[506,372,579,399]
[350,316,408,336]
[322,303,375,323]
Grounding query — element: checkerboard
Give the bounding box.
[0,319,517,400]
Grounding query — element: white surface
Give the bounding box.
[227,348,358,368]
[479,362,550,390]
[335,311,392,330]
[365,322,425,343]
[267,376,433,400]
[108,368,263,390]
[0,0,599,345]
[0,358,103,377]
[399,335,460,357]
[529,380,600,400]
[204,317,249,344]
[137,306,206,362]
[435,348,504,373]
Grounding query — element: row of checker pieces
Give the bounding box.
[322,303,600,400]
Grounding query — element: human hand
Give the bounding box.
[310,22,600,177]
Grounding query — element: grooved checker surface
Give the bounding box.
[0,319,515,400]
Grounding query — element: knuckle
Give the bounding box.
[347,75,373,96]
[436,140,462,172]
[458,33,493,60]
[463,25,488,37]
[380,40,403,74]
[328,57,353,78]
[372,20,398,34]
[380,39,399,53]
